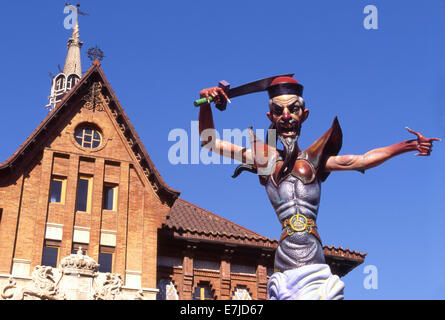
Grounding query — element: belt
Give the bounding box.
[279,214,322,245]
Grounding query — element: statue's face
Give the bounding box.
[267,94,309,138]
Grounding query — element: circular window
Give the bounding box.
[74,125,102,149]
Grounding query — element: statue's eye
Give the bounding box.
[272,105,283,115]
[289,104,300,114]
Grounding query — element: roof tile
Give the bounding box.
[166,198,277,244]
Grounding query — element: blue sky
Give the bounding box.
[0,1,444,299]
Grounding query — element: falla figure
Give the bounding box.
[197,76,440,300]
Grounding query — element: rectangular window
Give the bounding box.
[50,177,66,204]
[98,246,114,273]
[76,176,93,212]
[42,246,59,268]
[103,184,118,211]
[98,252,113,273]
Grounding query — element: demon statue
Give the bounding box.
[196,75,439,300]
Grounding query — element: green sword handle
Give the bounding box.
[194,96,214,107]
[194,80,230,110]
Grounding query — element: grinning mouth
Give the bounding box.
[278,122,298,137]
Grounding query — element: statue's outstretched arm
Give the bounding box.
[324,127,440,173]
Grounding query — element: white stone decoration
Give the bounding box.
[157,279,179,300]
[100,229,117,247]
[0,249,145,300]
[232,287,252,300]
[11,259,31,278]
[45,223,64,241]
[72,226,90,244]
[124,270,142,289]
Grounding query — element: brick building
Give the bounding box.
[0,15,365,300]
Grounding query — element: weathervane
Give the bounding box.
[87,45,105,62]
[65,1,89,17]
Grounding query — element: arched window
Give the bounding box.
[67,74,80,90]
[74,125,103,149]
[193,282,215,300]
[55,74,66,91]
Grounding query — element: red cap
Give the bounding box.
[268,76,303,98]
[269,76,300,86]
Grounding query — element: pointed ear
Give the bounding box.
[267,111,273,122]
[302,109,309,122]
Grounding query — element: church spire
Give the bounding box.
[63,18,83,77]
[45,3,86,110]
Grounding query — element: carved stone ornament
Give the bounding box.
[0,249,144,300]
[1,266,64,300]
[59,248,99,277]
[82,81,110,112]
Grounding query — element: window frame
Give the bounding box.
[102,184,118,211]
[55,75,66,92]
[42,240,61,268]
[66,74,80,90]
[74,127,103,149]
[98,246,115,273]
[49,176,67,204]
[76,175,93,213]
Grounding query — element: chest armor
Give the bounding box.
[272,156,316,185]
[266,117,343,187]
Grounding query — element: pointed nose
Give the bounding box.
[282,108,291,121]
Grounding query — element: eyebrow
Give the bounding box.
[271,102,284,109]
[271,98,300,109]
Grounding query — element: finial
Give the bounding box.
[88,45,105,62]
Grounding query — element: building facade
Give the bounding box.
[0,16,366,300]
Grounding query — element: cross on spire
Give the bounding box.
[87,45,105,62]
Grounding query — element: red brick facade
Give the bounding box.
[0,63,175,293]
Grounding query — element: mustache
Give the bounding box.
[277,118,301,136]
[278,118,297,126]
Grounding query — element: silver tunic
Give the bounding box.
[265,173,325,272]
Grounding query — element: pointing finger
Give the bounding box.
[405,127,422,138]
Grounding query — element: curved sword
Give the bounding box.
[194,73,295,110]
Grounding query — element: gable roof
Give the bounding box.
[0,60,180,205]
